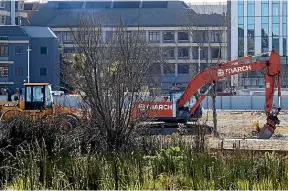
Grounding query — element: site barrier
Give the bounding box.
[52,95,288,110]
[201,95,288,110]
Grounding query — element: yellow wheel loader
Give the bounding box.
[0,83,87,130]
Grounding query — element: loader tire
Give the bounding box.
[58,114,79,132]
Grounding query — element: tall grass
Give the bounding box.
[2,144,287,190]
[0,118,287,190]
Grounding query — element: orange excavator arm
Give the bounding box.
[176,50,281,139]
[177,50,281,115]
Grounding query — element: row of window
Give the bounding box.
[150,63,209,75]
[162,47,222,60]
[0,44,48,57]
[238,1,287,17]
[238,37,287,57]
[57,30,224,44]
[238,25,287,38]
[0,66,48,77]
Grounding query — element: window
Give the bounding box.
[163,31,174,42]
[283,2,287,16]
[211,31,221,42]
[178,48,189,59]
[15,67,23,76]
[32,86,44,102]
[248,17,254,25]
[258,78,265,86]
[261,2,269,17]
[0,16,5,24]
[247,1,255,17]
[272,24,279,37]
[238,37,244,57]
[262,17,268,24]
[162,47,175,59]
[40,46,47,54]
[211,47,221,59]
[178,64,189,74]
[200,63,208,71]
[192,47,208,59]
[283,38,287,56]
[192,31,208,42]
[283,23,287,37]
[40,68,47,76]
[149,64,161,74]
[244,78,251,86]
[247,25,254,38]
[63,32,73,42]
[0,44,8,57]
[273,16,279,24]
[238,1,244,17]
[163,64,175,74]
[262,24,269,37]
[135,31,146,41]
[149,32,160,42]
[247,37,255,56]
[251,78,258,86]
[26,86,32,102]
[178,31,189,41]
[272,2,279,17]
[15,46,23,55]
[0,2,5,8]
[272,37,279,53]
[238,25,244,37]
[238,17,244,25]
[247,21,254,56]
[0,66,8,77]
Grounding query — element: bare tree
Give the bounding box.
[61,11,163,151]
[182,3,229,135]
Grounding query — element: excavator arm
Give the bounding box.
[177,50,281,139]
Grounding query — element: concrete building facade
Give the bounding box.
[0,26,60,94]
[25,0,228,93]
[228,0,288,88]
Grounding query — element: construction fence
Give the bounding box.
[200,95,288,110]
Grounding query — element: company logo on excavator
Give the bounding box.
[217,65,252,76]
[138,104,173,110]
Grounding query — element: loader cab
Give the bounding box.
[24,83,53,110]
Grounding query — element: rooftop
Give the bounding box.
[26,1,226,28]
[0,26,57,38]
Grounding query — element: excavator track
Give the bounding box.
[137,121,213,135]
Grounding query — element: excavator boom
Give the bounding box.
[176,50,281,139]
[178,50,281,115]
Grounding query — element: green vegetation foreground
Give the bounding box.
[0,118,287,190]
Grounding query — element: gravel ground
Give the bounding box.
[201,110,288,151]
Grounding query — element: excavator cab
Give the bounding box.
[24,83,53,110]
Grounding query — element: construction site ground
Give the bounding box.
[201,110,288,151]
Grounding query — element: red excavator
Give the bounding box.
[132,50,281,139]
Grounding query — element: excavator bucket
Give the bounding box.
[257,125,275,139]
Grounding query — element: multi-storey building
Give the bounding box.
[25,0,228,93]
[0,26,59,94]
[0,0,28,25]
[228,0,288,88]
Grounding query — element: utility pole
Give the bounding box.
[27,45,31,83]
[198,46,201,94]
